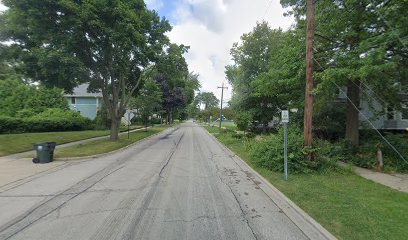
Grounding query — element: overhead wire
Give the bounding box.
[314,58,408,165]
[261,0,273,21]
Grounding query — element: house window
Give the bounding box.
[71,97,76,104]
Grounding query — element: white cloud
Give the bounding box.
[145,0,164,11]
[166,0,294,102]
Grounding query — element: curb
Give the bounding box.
[204,127,337,240]
[55,126,175,161]
[1,126,152,160]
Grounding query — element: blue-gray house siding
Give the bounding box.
[65,84,103,120]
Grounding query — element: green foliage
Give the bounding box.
[0,79,69,117]
[250,127,311,173]
[0,109,93,133]
[206,125,408,240]
[197,107,219,122]
[94,104,111,130]
[129,77,162,126]
[195,92,219,109]
[1,0,175,139]
[235,111,252,131]
[249,127,340,173]
[350,132,408,172]
[155,48,199,123]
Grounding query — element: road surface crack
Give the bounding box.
[158,132,185,178]
[208,152,259,240]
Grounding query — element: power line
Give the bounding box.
[314,58,408,165]
[261,0,273,20]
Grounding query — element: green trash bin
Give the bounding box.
[33,142,56,164]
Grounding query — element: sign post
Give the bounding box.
[282,110,289,181]
[125,111,135,139]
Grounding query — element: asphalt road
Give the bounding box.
[0,123,316,240]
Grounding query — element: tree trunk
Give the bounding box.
[166,111,170,124]
[345,81,360,146]
[110,118,120,141]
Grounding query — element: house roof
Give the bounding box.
[65,84,102,98]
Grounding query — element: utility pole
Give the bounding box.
[304,0,315,160]
[218,82,228,129]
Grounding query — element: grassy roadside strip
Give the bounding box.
[0,126,147,157]
[54,126,171,158]
[0,130,110,156]
[205,126,408,240]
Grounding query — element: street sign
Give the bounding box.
[124,112,135,122]
[282,110,289,123]
[282,110,289,181]
[125,111,135,139]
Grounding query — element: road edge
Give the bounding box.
[55,126,178,161]
[204,127,337,240]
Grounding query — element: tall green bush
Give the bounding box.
[0,79,68,117]
[352,133,408,172]
[0,109,93,133]
[249,127,340,173]
[250,127,311,173]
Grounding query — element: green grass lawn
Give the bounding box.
[0,125,146,157]
[206,121,237,130]
[54,126,168,158]
[205,126,408,240]
[0,130,111,156]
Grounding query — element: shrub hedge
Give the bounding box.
[249,127,340,173]
[0,109,93,133]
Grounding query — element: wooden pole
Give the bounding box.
[218,82,228,129]
[304,0,315,160]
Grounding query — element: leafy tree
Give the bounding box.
[197,107,219,123]
[0,0,172,140]
[227,22,304,133]
[281,0,408,146]
[0,79,68,117]
[129,77,162,127]
[195,92,219,109]
[155,45,199,123]
[235,111,252,133]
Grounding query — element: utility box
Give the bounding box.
[33,142,56,164]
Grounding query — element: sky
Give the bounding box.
[0,0,294,103]
[146,0,294,102]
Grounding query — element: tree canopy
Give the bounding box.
[227,0,408,142]
[0,0,181,140]
[195,92,219,110]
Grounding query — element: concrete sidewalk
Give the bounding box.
[339,162,408,193]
